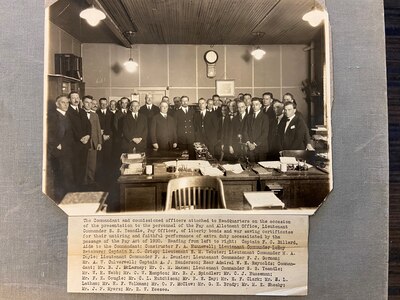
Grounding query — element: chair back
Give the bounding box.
[165,176,226,210]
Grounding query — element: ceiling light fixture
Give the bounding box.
[124,46,138,73]
[302,2,325,27]
[79,5,106,27]
[251,47,266,60]
[251,32,266,60]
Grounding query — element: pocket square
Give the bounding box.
[290,125,296,129]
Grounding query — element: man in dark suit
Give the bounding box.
[212,94,222,117]
[150,101,177,151]
[282,93,314,150]
[66,91,90,190]
[174,96,195,158]
[112,97,129,165]
[122,100,148,153]
[282,101,309,150]
[262,92,276,120]
[268,100,288,160]
[243,97,270,162]
[230,100,248,157]
[243,93,253,115]
[47,95,75,202]
[194,98,219,156]
[96,97,113,187]
[139,93,160,150]
[217,104,233,160]
[169,96,181,117]
[82,96,102,187]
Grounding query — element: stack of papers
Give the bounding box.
[164,160,211,171]
[279,156,298,164]
[221,163,243,174]
[244,192,285,209]
[199,166,224,176]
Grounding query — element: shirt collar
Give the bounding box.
[56,108,66,116]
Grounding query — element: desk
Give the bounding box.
[118,167,330,211]
[118,169,258,211]
[259,168,330,208]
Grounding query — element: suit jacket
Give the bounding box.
[122,112,148,153]
[175,107,195,144]
[47,110,74,158]
[150,114,177,150]
[139,104,160,123]
[268,114,288,157]
[113,110,129,139]
[282,115,308,150]
[193,110,219,146]
[67,105,90,145]
[263,105,276,120]
[84,111,102,150]
[97,109,113,137]
[218,115,232,146]
[230,113,248,152]
[243,111,270,150]
[245,105,254,116]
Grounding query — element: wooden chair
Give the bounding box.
[165,176,226,210]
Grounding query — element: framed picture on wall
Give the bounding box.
[216,80,235,97]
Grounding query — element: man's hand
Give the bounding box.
[248,143,256,151]
[96,144,102,151]
[80,135,90,144]
[132,138,142,144]
[153,143,159,150]
[57,144,62,150]
[172,143,177,148]
[229,146,234,154]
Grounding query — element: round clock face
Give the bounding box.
[204,50,218,64]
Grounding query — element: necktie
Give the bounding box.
[147,105,151,110]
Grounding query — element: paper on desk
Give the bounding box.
[244,191,285,209]
[222,163,243,174]
[164,160,211,169]
[258,161,281,169]
[199,166,224,176]
[280,157,298,164]
[59,203,104,216]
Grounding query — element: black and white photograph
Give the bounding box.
[44,0,332,215]
[0,0,390,298]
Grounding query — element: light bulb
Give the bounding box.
[124,59,138,73]
[251,48,266,60]
[80,7,106,27]
[302,8,325,27]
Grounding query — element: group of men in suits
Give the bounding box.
[47,93,104,201]
[47,91,311,201]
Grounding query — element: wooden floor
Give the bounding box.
[385,0,400,298]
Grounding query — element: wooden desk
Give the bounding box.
[259,168,330,208]
[118,170,258,211]
[118,167,330,211]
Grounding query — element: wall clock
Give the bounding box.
[204,50,218,78]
